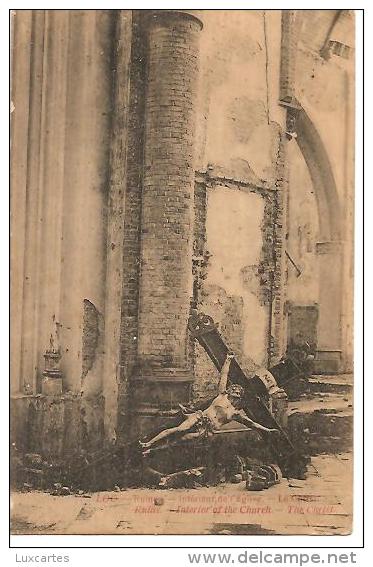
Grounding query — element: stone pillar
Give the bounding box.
[340,62,354,373]
[11,10,114,464]
[314,241,343,373]
[60,10,114,396]
[12,10,70,395]
[10,10,33,394]
[11,10,114,396]
[134,10,202,423]
[102,10,133,442]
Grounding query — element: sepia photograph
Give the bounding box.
[10,8,355,537]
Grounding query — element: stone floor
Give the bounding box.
[11,375,354,536]
[11,452,352,536]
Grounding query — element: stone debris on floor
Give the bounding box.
[11,452,352,536]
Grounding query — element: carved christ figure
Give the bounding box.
[139,353,279,453]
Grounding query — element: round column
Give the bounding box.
[137,11,202,382]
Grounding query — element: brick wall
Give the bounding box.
[119,12,146,381]
[270,136,289,363]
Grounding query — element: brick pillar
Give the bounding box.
[134,10,202,427]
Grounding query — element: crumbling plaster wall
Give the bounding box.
[196,10,284,182]
[192,11,286,399]
[193,187,267,399]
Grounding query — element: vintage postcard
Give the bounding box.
[10,9,355,536]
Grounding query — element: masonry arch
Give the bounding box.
[296,107,341,242]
